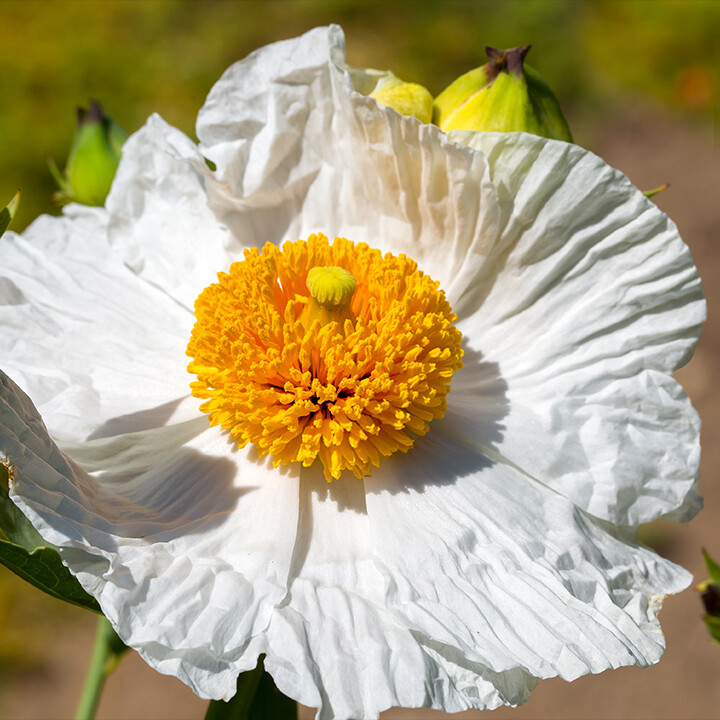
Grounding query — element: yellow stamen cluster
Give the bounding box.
[186,234,463,481]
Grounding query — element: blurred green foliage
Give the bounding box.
[0,551,86,680]
[0,0,716,232]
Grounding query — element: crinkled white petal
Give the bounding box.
[1,369,536,717]
[445,370,701,527]
[453,131,704,375]
[106,114,244,311]
[450,132,704,525]
[0,206,195,442]
[196,24,501,316]
[1,372,298,700]
[364,430,691,681]
[262,468,535,720]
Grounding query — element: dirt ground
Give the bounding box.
[0,105,717,720]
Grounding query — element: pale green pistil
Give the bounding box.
[306,266,357,308]
[303,265,357,327]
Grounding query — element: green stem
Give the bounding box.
[75,616,121,720]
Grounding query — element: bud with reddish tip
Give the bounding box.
[698,550,720,646]
[48,101,128,206]
[433,46,572,142]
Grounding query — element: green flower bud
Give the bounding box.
[0,190,20,238]
[698,550,720,646]
[48,100,129,206]
[433,46,572,142]
[349,67,433,124]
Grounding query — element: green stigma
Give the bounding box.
[306,266,357,309]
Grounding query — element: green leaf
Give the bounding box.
[0,190,20,237]
[0,538,100,612]
[703,549,720,586]
[705,614,720,646]
[0,472,100,612]
[0,477,46,550]
[205,656,297,720]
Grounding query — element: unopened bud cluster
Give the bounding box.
[353,45,572,142]
[51,49,570,210]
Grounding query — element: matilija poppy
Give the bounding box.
[0,24,705,720]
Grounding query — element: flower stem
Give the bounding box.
[75,615,124,720]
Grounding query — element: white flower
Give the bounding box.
[0,25,705,720]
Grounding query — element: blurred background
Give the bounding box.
[0,1,718,718]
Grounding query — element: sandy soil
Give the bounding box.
[0,105,717,720]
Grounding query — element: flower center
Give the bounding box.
[186,234,463,481]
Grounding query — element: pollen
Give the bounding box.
[186,234,463,481]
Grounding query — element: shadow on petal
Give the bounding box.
[61,422,249,541]
[367,342,509,497]
[87,397,185,439]
[101,448,249,538]
[304,462,367,513]
[442,342,509,451]
[413,633,538,707]
[98,451,247,543]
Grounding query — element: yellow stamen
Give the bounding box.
[186,234,463,481]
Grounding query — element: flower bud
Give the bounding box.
[48,101,128,206]
[698,550,720,645]
[349,68,433,123]
[433,46,572,142]
[0,190,20,238]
